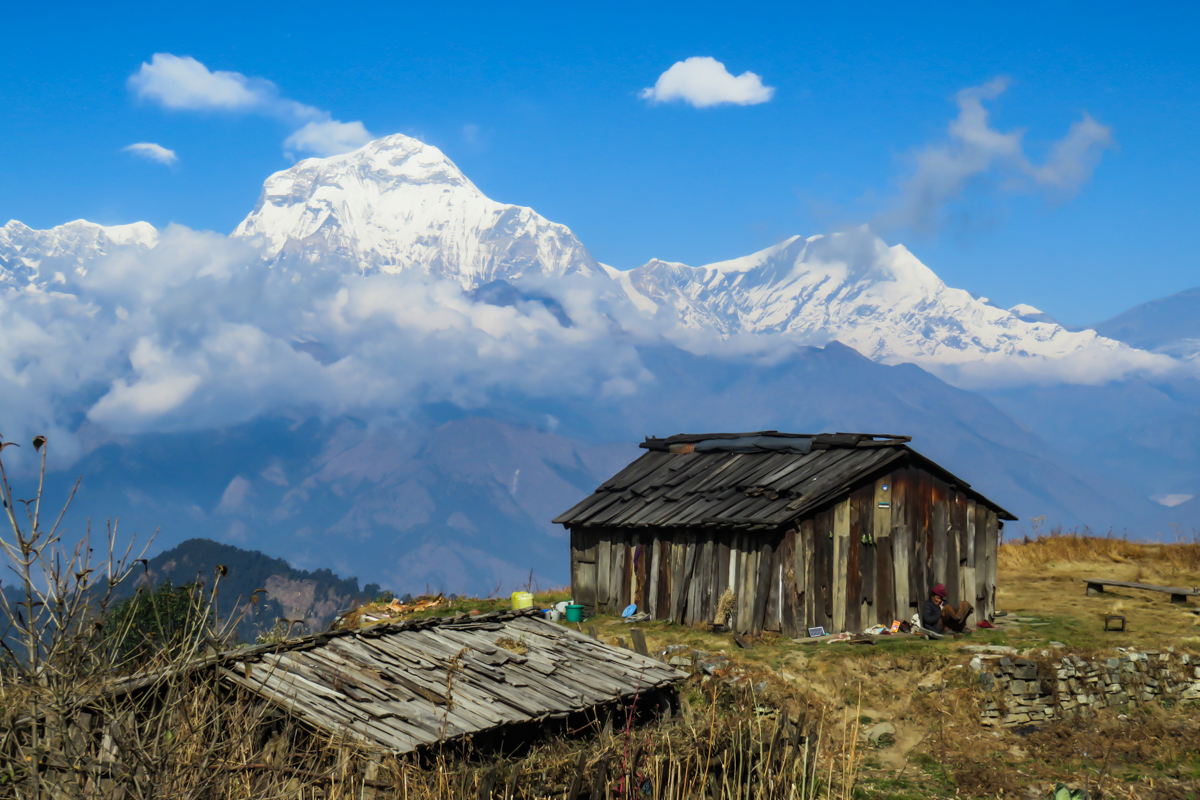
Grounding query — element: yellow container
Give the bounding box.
[511,591,534,610]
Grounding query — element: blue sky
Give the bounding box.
[3,1,1197,326]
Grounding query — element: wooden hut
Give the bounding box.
[554,432,1016,636]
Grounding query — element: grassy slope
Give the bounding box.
[341,536,1200,798]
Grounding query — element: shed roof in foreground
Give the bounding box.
[218,610,683,753]
[554,432,1016,530]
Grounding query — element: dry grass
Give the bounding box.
[1000,530,1200,578]
[999,531,1147,569]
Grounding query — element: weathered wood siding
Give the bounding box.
[568,464,1004,634]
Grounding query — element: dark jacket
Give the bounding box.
[921,599,944,633]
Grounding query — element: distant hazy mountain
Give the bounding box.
[1091,286,1200,361]
[124,538,372,638]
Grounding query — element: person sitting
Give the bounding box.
[920,584,974,634]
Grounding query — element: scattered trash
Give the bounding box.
[864,721,896,746]
[622,603,638,618]
[386,593,445,614]
[1048,783,1089,800]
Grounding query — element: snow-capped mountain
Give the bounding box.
[612,232,1159,372]
[0,219,157,287]
[232,134,600,286]
[222,134,1162,378]
[1,133,1173,384]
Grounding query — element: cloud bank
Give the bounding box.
[122,142,178,165]
[881,77,1115,233]
[0,226,655,466]
[640,57,774,108]
[128,54,372,157]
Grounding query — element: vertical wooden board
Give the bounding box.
[701,532,717,623]
[874,476,895,626]
[573,528,598,608]
[637,538,651,612]
[919,471,934,600]
[962,566,977,615]
[985,511,999,620]
[891,470,911,619]
[816,511,832,631]
[681,534,699,625]
[570,528,581,597]
[965,499,977,563]
[962,497,976,607]
[761,537,781,632]
[931,479,949,604]
[737,543,754,633]
[781,528,798,637]
[628,536,638,609]
[628,537,638,606]
[596,532,611,610]
[801,518,816,630]
[656,538,672,619]
[718,532,732,602]
[646,535,660,618]
[752,539,773,633]
[612,541,626,612]
[953,491,969,606]
[974,503,987,605]
[669,532,685,621]
[847,485,870,632]
[945,487,961,607]
[728,536,742,631]
[745,545,761,634]
[833,498,850,633]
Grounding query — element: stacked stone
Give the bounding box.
[980,657,1058,727]
[980,649,1200,728]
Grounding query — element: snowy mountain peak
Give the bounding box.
[233,133,599,287]
[618,229,1165,379]
[1,219,158,287]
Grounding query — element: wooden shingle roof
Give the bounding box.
[554,432,1016,530]
[219,610,683,754]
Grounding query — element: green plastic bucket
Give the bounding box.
[565,604,584,623]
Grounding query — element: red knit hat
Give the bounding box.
[931,583,948,598]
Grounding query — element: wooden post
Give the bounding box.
[630,628,650,658]
[833,498,850,633]
[647,534,661,619]
[874,475,895,626]
[596,531,611,612]
[891,469,911,620]
[985,511,999,620]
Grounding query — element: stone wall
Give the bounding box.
[977,647,1200,728]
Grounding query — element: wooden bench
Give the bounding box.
[1083,579,1200,605]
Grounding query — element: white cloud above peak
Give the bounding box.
[283,120,373,158]
[128,53,372,157]
[640,57,774,108]
[122,142,178,165]
[128,54,271,111]
[881,77,1115,233]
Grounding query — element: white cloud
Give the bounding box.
[129,54,271,111]
[122,142,178,165]
[882,78,1115,232]
[640,56,774,108]
[1032,113,1115,198]
[128,53,372,157]
[283,120,373,158]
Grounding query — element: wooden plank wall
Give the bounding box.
[567,466,1003,635]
